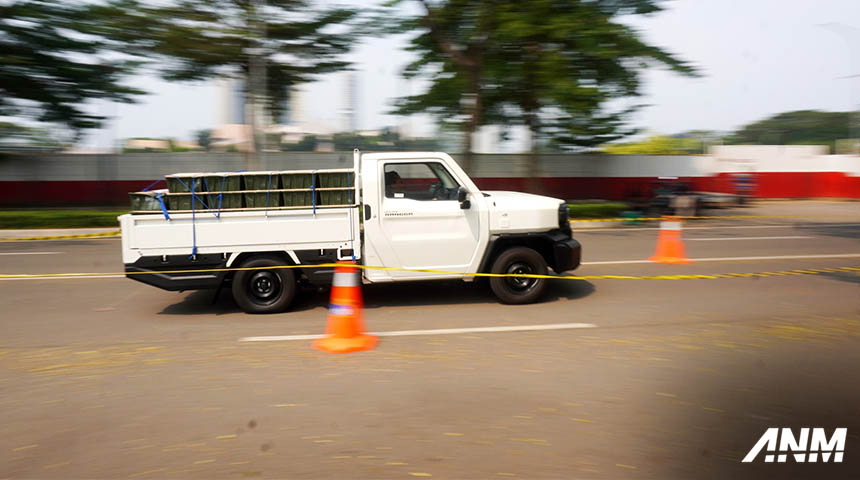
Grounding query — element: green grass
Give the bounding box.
[567,202,630,219]
[0,210,127,229]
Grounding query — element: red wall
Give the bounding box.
[0,180,161,207]
[0,172,857,207]
[475,173,860,201]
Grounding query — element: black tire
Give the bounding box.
[489,247,549,305]
[231,255,296,314]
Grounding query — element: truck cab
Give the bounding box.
[120,150,581,313]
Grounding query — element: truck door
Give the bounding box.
[363,159,487,281]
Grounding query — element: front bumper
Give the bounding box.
[552,237,582,273]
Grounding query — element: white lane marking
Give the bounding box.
[0,251,62,256]
[0,275,123,281]
[239,322,598,342]
[582,260,652,265]
[686,236,813,241]
[578,223,860,232]
[583,253,860,265]
[0,237,120,242]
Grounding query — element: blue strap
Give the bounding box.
[264,172,272,215]
[189,178,197,259]
[201,177,211,209]
[310,172,316,217]
[175,177,210,211]
[347,172,355,261]
[201,176,221,218]
[173,176,190,192]
[198,178,211,211]
[142,178,164,192]
[216,176,225,219]
[156,192,170,220]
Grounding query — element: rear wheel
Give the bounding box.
[231,256,296,314]
[489,247,549,304]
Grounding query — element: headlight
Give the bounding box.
[558,204,571,233]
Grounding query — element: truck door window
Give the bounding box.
[384,162,461,200]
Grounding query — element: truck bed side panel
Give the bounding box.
[121,208,361,263]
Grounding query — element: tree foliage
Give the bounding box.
[725,110,856,151]
[489,0,697,153]
[195,129,212,150]
[110,0,358,122]
[0,1,144,137]
[600,135,705,154]
[384,0,697,162]
[600,130,723,154]
[332,129,440,151]
[281,134,320,152]
[280,129,440,152]
[0,121,64,150]
[1,0,359,141]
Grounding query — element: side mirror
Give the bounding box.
[458,187,471,209]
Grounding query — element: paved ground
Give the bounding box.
[1,201,859,479]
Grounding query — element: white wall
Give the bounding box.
[1,149,857,181]
[710,145,830,172]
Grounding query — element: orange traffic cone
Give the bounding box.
[649,216,692,264]
[312,261,377,353]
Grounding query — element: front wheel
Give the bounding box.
[489,247,549,305]
[231,256,296,314]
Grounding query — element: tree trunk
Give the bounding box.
[459,72,482,176]
[245,1,263,170]
[461,124,473,175]
[525,114,542,194]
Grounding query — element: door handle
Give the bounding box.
[364,204,372,220]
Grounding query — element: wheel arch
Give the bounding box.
[479,234,556,274]
[224,251,299,282]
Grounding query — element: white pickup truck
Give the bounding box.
[120,150,581,313]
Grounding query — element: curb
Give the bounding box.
[571,220,627,229]
[0,228,120,241]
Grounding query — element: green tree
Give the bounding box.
[601,135,704,154]
[112,0,358,138]
[490,1,697,155]
[332,128,440,151]
[0,1,144,139]
[725,110,857,152]
[383,0,697,173]
[384,0,495,172]
[195,129,213,151]
[0,122,64,150]
[680,129,725,151]
[282,134,319,152]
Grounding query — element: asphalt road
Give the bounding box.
[1,201,859,479]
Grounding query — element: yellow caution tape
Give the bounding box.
[0,231,121,242]
[571,215,820,223]
[0,263,857,281]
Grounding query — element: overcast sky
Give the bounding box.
[83,0,860,150]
